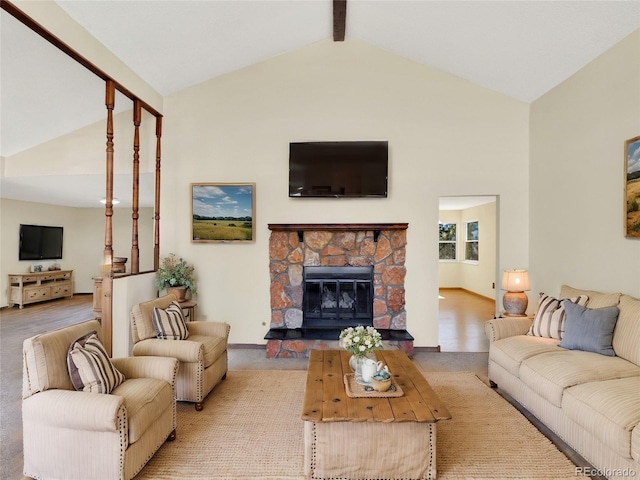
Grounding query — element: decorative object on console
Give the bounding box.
[624,135,640,238]
[157,253,197,300]
[191,183,255,242]
[501,269,530,316]
[112,256,127,273]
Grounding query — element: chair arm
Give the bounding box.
[484,317,533,343]
[187,321,230,339]
[111,356,178,386]
[132,339,203,363]
[22,389,125,432]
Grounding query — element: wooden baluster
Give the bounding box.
[154,116,162,271]
[131,99,141,273]
[102,79,116,356]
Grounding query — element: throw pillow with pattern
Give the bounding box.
[152,301,189,340]
[67,331,125,394]
[528,294,589,340]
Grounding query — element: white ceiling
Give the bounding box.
[1,0,639,208]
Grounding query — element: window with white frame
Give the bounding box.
[464,221,479,262]
[438,222,457,260]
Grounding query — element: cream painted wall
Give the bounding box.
[438,202,498,302]
[112,272,157,357]
[162,39,529,347]
[530,30,640,299]
[459,202,497,300]
[5,109,157,178]
[0,198,154,306]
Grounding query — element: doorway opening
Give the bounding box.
[438,195,498,352]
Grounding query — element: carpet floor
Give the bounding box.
[134,370,581,480]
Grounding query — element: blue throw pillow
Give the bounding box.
[558,301,619,356]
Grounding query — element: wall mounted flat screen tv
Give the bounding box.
[289,141,388,198]
[19,224,64,261]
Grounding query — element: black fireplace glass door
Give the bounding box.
[302,266,373,328]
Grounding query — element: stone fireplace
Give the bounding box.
[266,223,413,357]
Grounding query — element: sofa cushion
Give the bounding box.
[559,302,619,356]
[613,295,640,366]
[153,301,189,340]
[111,377,173,444]
[559,285,621,309]
[489,335,560,376]
[189,334,227,368]
[67,332,125,394]
[563,377,640,460]
[23,320,103,397]
[519,350,640,407]
[528,294,588,339]
[131,295,177,341]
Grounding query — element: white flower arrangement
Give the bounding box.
[339,325,383,357]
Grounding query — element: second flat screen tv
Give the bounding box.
[289,141,388,198]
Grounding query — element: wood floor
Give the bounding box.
[438,287,495,352]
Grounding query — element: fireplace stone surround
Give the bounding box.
[266,223,414,358]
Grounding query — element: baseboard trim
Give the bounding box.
[440,287,496,302]
[413,345,441,353]
[228,343,266,350]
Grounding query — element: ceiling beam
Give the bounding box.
[333,0,346,41]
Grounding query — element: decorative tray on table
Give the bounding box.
[343,374,404,398]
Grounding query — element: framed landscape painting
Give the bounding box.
[191,183,255,242]
[625,136,640,238]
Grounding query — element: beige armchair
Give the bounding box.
[22,319,178,480]
[131,294,230,411]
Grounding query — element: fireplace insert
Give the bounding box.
[302,266,373,329]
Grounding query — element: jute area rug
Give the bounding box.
[135,370,581,480]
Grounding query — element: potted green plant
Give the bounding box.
[157,253,197,301]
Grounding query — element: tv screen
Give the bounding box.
[19,224,64,261]
[289,141,388,198]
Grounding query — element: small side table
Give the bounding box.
[178,300,197,322]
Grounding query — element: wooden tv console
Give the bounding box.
[8,270,73,308]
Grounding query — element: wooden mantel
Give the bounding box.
[268,223,408,242]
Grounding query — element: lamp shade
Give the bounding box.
[501,269,530,292]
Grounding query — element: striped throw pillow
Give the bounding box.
[67,331,125,394]
[528,294,589,339]
[152,301,189,340]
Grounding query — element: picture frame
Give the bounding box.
[191,183,255,242]
[625,136,640,238]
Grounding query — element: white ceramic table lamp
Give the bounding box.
[501,269,530,316]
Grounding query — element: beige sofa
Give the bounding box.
[486,285,640,479]
[130,294,230,411]
[22,320,178,480]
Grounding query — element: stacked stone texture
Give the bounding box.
[268,229,408,357]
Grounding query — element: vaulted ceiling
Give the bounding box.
[1,0,639,207]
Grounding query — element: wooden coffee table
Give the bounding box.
[302,349,451,480]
